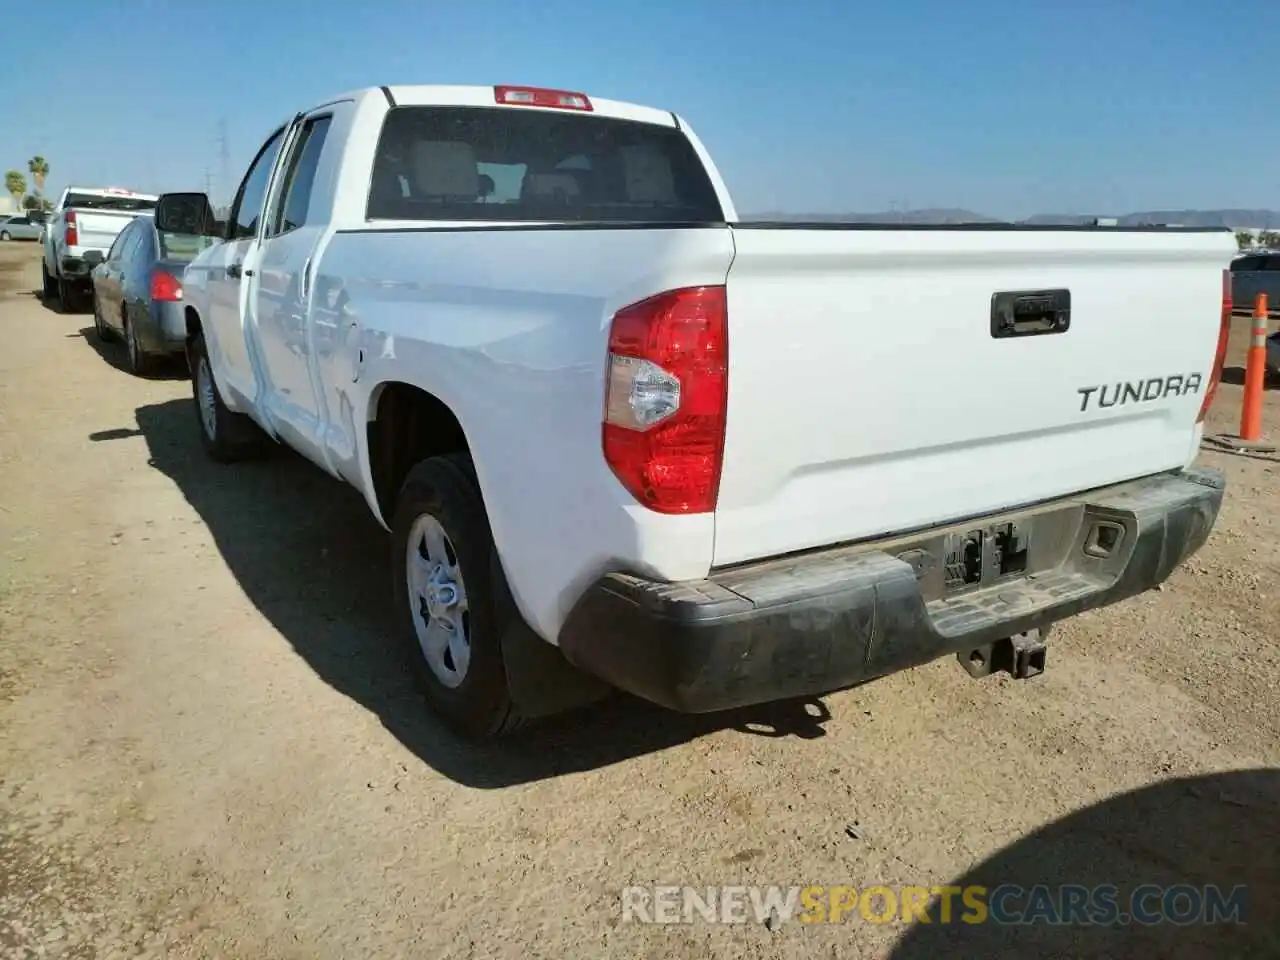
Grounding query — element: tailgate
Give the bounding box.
[713,225,1236,567]
[70,209,140,253]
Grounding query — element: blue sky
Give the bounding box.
[4,0,1277,218]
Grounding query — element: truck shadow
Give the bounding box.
[127,397,833,788]
[888,768,1279,958]
[32,287,80,315]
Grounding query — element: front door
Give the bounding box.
[204,125,286,409]
[249,110,338,465]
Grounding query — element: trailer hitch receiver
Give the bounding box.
[957,627,1049,680]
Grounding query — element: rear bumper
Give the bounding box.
[558,467,1225,713]
[136,301,188,356]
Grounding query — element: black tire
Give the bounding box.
[57,278,82,313]
[91,293,116,342]
[188,330,269,462]
[391,453,527,740]
[123,312,154,376]
[41,263,55,301]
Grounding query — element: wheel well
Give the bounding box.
[368,383,469,521]
[184,305,201,340]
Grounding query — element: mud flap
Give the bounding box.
[491,553,614,719]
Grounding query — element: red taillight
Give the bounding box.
[64,211,78,247]
[1199,268,1232,423]
[149,269,182,302]
[495,85,593,111]
[602,286,728,514]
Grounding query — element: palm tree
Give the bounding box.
[28,156,49,194]
[4,170,26,211]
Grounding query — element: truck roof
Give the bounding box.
[322,84,678,129]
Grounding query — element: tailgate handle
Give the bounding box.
[991,289,1070,339]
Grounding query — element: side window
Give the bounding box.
[106,225,131,261]
[228,127,286,240]
[129,224,155,263]
[268,115,333,236]
[120,227,144,262]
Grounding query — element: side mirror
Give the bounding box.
[155,192,218,238]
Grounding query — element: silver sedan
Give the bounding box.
[89,213,214,376]
[0,215,42,241]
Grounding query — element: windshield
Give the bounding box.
[63,192,157,212]
[366,106,724,223]
[158,231,216,262]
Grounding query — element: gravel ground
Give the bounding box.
[1,243,1277,959]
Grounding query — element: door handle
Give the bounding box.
[226,262,243,279]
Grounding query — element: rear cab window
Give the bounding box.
[365,106,724,223]
[63,192,157,213]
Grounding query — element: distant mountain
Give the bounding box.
[1023,210,1280,229]
[745,209,1280,229]
[746,208,1001,224]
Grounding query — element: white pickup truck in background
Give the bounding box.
[42,185,158,311]
[154,83,1235,740]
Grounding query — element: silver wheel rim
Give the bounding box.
[196,357,217,440]
[406,514,471,688]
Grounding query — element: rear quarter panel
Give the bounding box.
[316,225,735,642]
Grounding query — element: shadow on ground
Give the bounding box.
[119,397,833,788]
[69,325,187,379]
[889,768,1280,958]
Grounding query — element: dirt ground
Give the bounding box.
[1,241,1277,959]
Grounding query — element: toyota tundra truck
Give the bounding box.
[42,185,158,312]
[153,83,1235,740]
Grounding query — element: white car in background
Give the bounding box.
[0,214,42,241]
[41,186,158,312]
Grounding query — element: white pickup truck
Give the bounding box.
[42,185,158,311]
[155,83,1234,740]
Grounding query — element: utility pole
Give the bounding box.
[202,167,214,196]
[216,119,231,206]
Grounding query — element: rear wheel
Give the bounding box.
[91,293,116,342]
[56,278,82,313]
[189,330,269,462]
[0,231,11,241]
[123,311,154,376]
[391,453,527,740]
[41,263,55,301]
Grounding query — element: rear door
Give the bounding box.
[713,225,1236,567]
[96,222,136,329]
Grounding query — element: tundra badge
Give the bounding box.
[1077,374,1203,412]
